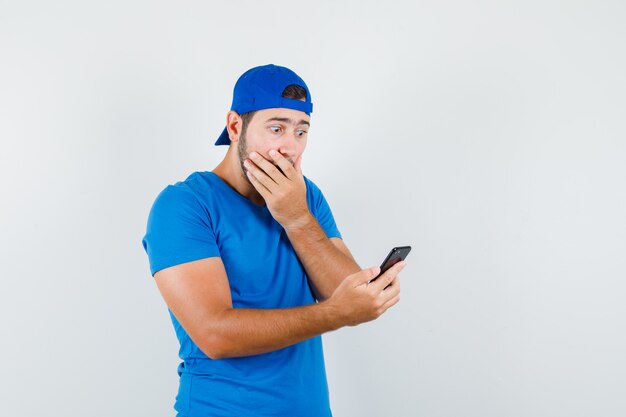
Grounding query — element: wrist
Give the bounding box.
[318,298,345,331]
[283,211,314,232]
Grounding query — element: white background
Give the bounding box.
[1,1,625,416]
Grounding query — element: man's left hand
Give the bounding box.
[244,150,311,230]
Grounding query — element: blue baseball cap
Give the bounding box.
[214,64,313,146]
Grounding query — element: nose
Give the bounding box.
[274,137,300,163]
[274,149,296,165]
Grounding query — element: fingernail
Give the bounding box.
[250,152,258,159]
[269,150,277,156]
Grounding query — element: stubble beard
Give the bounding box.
[237,132,294,184]
[237,131,252,186]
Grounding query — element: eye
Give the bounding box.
[269,125,282,133]
[296,129,308,137]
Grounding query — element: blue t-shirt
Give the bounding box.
[141,170,342,417]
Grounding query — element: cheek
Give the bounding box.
[242,132,268,156]
[257,146,273,160]
[255,139,306,163]
[295,143,306,159]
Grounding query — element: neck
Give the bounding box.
[212,145,266,207]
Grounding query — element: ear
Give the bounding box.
[226,111,242,143]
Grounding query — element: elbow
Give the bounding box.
[206,351,226,360]
[201,333,229,360]
[315,293,330,303]
[198,309,235,360]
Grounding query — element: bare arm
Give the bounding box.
[242,150,360,300]
[284,213,361,301]
[154,256,404,360]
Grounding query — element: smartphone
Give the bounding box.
[369,246,412,284]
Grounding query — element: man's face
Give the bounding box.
[237,107,310,183]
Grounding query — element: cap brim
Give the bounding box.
[214,127,230,146]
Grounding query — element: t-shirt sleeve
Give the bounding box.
[141,184,220,276]
[306,177,343,240]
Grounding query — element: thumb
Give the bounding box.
[354,266,380,286]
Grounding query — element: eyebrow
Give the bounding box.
[264,117,310,127]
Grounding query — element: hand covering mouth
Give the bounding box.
[274,162,294,176]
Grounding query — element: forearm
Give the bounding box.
[284,213,361,301]
[206,301,343,359]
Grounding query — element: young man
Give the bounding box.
[141,64,405,417]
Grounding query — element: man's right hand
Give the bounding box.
[325,261,406,327]
[154,257,406,359]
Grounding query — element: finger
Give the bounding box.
[245,168,272,198]
[245,156,279,194]
[269,150,297,180]
[294,154,303,176]
[353,266,380,286]
[380,293,401,313]
[371,261,406,292]
[383,275,400,292]
[249,152,287,186]
[381,277,400,297]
